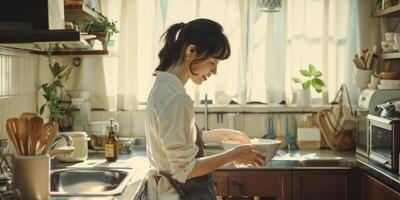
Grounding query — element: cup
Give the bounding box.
[3,154,50,200]
[386,32,395,42]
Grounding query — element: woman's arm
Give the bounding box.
[202,128,251,144]
[186,144,266,180]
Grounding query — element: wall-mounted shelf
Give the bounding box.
[31,50,117,57]
[381,52,400,60]
[372,4,400,18]
[64,4,101,21]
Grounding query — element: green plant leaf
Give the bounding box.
[309,64,316,74]
[311,78,325,93]
[39,104,46,115]
[302,80,311,89]
[300,69,311,77]
[292,77,302,84]
[313,70,322,78]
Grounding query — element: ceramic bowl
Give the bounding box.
[250,138,282,162]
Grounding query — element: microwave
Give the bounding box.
[367,114,400,172]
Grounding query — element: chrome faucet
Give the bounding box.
[203,94,209,131]
[50,134,73,150]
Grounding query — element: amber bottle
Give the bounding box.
[105,119,119,162]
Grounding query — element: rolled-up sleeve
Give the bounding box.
[158,94,198,183]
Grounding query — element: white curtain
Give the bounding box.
[59,0,375,110]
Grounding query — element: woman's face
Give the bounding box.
[189,57,220,85]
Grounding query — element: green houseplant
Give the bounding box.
[39,60,73,122]
[82,13,119,50]
[292,64,325,106]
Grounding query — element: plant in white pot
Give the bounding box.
[292,64,325,106]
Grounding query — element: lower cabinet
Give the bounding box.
[361,172,400,200]
[213,169,351,200]
[214,170,291,200]
[292,170,350,200]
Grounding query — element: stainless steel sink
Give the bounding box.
[50,168,133,196]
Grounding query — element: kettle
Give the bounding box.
[375,102,400,118]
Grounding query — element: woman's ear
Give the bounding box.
[185,44,196,59]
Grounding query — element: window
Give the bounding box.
[136,0,353,105]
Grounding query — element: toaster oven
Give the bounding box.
[367,114,400,172]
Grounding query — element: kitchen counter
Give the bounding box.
[49,148,400,199]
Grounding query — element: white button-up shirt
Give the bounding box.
[145,71,199,200]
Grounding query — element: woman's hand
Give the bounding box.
[225,144,266,166]
[220,129,251,144]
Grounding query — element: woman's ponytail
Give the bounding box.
[155,22,185,72]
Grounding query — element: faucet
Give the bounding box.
[50,134,73,150]
[203,94,209,131]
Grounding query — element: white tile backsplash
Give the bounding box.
[0,48,39,138]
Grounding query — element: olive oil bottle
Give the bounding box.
[105,119,119,162]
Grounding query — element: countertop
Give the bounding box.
[49,148,400,199]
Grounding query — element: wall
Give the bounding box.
[0,48,40,138]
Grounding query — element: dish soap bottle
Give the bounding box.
[105,119,119,162]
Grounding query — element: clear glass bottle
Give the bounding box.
[105,119,119,162]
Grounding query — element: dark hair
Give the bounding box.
[154,18,231,75]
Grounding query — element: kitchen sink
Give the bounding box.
[50,168,133,196]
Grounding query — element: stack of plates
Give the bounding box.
[378,79,400,90]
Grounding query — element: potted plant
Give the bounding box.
[39,59,73,123]
[82,13,119,50]
[292,64,325,106]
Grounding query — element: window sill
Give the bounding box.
[136,104,331,113]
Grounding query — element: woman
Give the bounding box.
[145,18,266,200]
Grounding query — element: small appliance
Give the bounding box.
[356,89,400,157]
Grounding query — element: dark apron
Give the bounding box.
[159,125,217,200]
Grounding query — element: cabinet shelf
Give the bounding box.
[64,4,101,21]
[372,4,400,18]
[381,52,400,59]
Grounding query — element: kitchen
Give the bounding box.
[0,0,399,199]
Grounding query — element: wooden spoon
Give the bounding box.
[5,118,21,156]
[38,122,57,155]
[18,117,29,155]
[29,117,44,155]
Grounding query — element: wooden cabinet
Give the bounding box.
[361,172,400,200]
[292,170,350,200]
[214,170,291,200]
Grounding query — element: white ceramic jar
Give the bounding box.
[56,132,90,162]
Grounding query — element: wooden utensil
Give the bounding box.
[38,122,57,155]
[29,117,44,155]
[18,117,29,155]
[6,118,21,156]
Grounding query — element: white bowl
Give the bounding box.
[222,139,282,162]
[221,140,241,151]
[250,138,282,161]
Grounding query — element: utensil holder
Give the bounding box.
[12,155,50,200]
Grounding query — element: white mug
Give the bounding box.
[386,32,395,42]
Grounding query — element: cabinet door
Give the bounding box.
[214,170,291,200]
[292,170,349,200]
[361,172,400,200]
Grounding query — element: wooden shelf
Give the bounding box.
[381,52,400,59]
[372,4,400,18]
[31,50,117,57]
[64,4,101,21]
